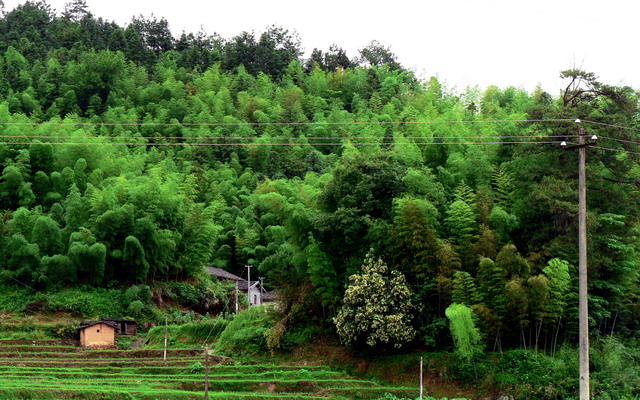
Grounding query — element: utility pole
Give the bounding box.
[235,280,239,315]
[259,276,265,305]
[163,316,168,362]
[419,356,423,400]
[561,119,594,400]
[577,120,590,400]
[204,345,210,400]
[246,264,252,307]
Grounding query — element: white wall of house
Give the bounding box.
[248,284,262,305]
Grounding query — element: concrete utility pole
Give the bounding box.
[246,264,252,307]
[235,280,239,315]
[577,120,590,400]
[259,276,265,305]
[562,119,594,399]
[419,357,423,400]
[163,316,168,362]
[204,345,210,400]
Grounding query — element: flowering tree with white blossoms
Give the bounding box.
[333,252,415,349]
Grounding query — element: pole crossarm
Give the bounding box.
[562,142,596,150]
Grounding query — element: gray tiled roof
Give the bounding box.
[238,280,259,291]
[78,320,120,332]
[205,266,243,281]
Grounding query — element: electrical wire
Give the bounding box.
[0,140,563,146]
[598,136,640,146]
[592,146,640,155]
[0,134,578,140]
[201,292,235,348]
[0,118,574,126]
[583,120,640,133]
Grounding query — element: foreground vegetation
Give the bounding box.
[0,338,424,400]
[0,305,638,398]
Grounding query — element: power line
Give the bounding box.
[598,136,640,146]
[0,134,578,140]
[0,140,562,147]
[583,120,640,133]
[0,118,574,126]
[592,146,640,155]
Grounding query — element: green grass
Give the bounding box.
[0,343,419,400]
[146,319,229,348]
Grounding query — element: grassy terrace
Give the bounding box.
[0,340,417,399]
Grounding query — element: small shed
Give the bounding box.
[102,318,137,335]
[205,266,277,307]
[78,321,119,348]
[238,279,262,306]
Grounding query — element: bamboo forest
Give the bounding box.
[0,1,639,399]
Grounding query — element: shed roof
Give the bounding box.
[262,291,279,302]
[238,280,259,291]
[205,266,243,281]
[78,320,120,331]
[102,318,136,324]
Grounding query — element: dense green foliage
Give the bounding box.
[0,4,640,394]
[445,303,482,360]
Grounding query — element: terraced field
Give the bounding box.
[0,340,417,399]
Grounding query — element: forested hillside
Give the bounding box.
[1,0,640,369]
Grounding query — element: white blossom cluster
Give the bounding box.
[333,253,415,349]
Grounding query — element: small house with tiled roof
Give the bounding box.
[206,266,275,306]
[78,320,119,348]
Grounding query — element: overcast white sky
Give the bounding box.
[4,0,639,94]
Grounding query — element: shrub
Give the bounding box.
[167,281,227,312]
[188,361,204,374]
[146,318,228,347]
[47,323,79,339]
[0,284,36,313]
[116,335,135,349]
[490,348,576,398]
[591,337,640,399]
[45,287,126,317]
[215,306,274,354]
[127,300,145,318]
[125,285,152,304]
